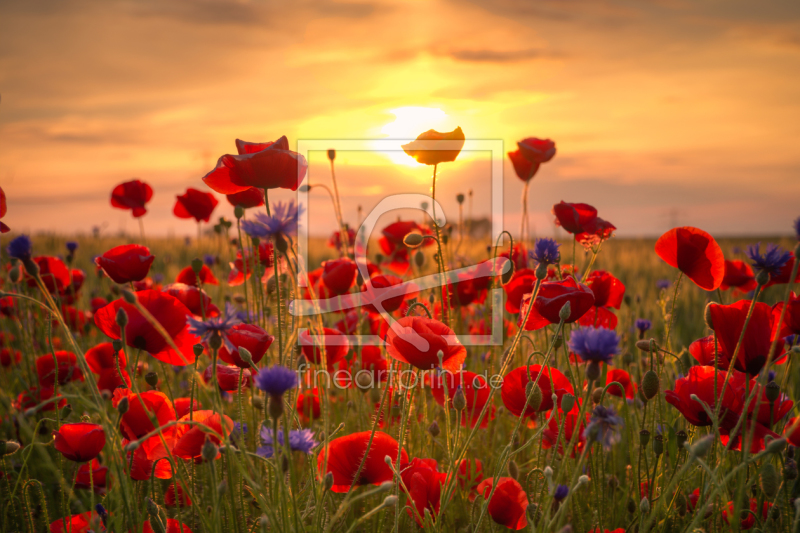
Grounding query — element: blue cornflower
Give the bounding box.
[186,302,241,349]
[204,254,215,266]
[553,484,569,501]
[530,238,561,266]
[257,428,317,458]
[242,201,304,239]
[732,246,742,255]
[786,334,798,347]
[794,216,800,240]
[656,279,670,290]
[152,273,164,284]
[95,504,109,527]
[568,326,620,364]
[747,243,791,280]
[635,319,652,333]
[65,241,79,253]
[254,365,298,397]
[6,235,32,261]
[583,405,624,450]
[767,370,776,383]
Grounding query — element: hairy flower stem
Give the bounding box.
[430,163,450,327]
[263,190,285,365]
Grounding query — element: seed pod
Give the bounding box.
[234,205,245,219]
[191,258,203,275]
[765,382,780,402]
[760,463,779,498]
[561,394,576,413]
[145,372,158,388]
[640,430,651,447]
[508,460,519,480]
[641,370,660,400]
[525,382,543,412]
[252,396,264,410]
[636,339,657,352]
[403,232,425,248]
[501,261,515,285]
[653,435,664,456]
[327,149,336,161]
[356,372,373,390]
[607,476,619,491]
[428,421,440,438]
[553,335,563,350]
[193,344,204,357]
[771,505,781,522]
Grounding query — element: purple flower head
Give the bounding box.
[242,201,304,240]
[186,302,241,349]
[635,319,652,333]
[553,484,569,501]
[568,326,620,364]
[152,273,164,284]
[66,241,79,253]
[584,405,624,450]
[656,279,671,291]
[732,246,742,255]
[255,365,298,397]
[767,370,776,383]
[786,334,798,347]
[7,235,32,261]
[204,254,215,267]
[530,238,561,266]
[258,428,317,458]
[747,243,791,280]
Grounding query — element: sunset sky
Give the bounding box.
[1,0,799,238]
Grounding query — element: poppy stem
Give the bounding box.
[264,189,284,366]
[520,179,530,243]
[430,163,450,327]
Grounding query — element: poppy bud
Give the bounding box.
[121,289,137,304]
[689,435,714,458]
[561,394,575,413]
[675,493,687,517]
[639,430,651,447]
[323,471,334,491]
[116,307,129,328]
[766,382,780,402]
[145,372,158,388]
[640,497,650,514]
[553,335,563,350]
[676,430,687,448]
[755,269,770,286]
[641,370,659,400]
[585,361,601,382]
[268,396,284,420]
[355,372,373,390]
[117,396,129,416]
[502,261,515,285]
[760,463,779,498]
[413,250,425,268]
[527,503,540,524]
[785,459,798,480]
[201,437,218,463]
[591,387,604,404]
[327,149,336,161]
[60,404,72,419]
[0,441,20,456]
[766,437,787,455]
[403,232,425,248]
[145,496,161,517]
[251,395,264,410]
[636,339,657,352]
[558,301,571,321]
[237,347,253,366]
[383,495,398,508]
[653,435,664,456]
[233,206,245,220]
[274,234,289,254]
[456,193,465,204]
[535,263,548,280]
[507,460,519,480]
[704,303,715,329]
[218,480,228,497]
[627,498,636,514]
[8,265,21,284]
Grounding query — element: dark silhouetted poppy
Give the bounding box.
[605,368,636,400]
[142,518,193,533]
[402,127,465,165]
[113,389,176,441]
[49,512,94,533]
[584,270,625,309]
[173,188,219,223]
[475,477,528,530]
[452,458,484,492]
[94,290,200,366]
[508,149,539,181]
[502,365,573,417]
[431,370,495,428]
[400,458,446,525]
[688,335,730,369]
[218,323,273,368]
[203,364,251,392]
[226,187,264,208]
[165,482,192,507]
[708,300,781,375]
[552,202,598,234]
[36,351,84,388]
[169,410,234,460]
[722,498,770,530]
[519,276,595,331]
[517,137,556,163]
[74,459,109,495]
[316,431,408,493]
[173,397,201,419]
[95,244,155,284]
[385,317,467,371]
[176,265,219,287]
[162,283,220,318]
[322,258,358,296]
[503,268,537,314]
[299,328,349,369]
[54,423,106,462]
[720,259,757,292]
[0,186,9,233]
[577,306,618,330]
[111,179,153,218]
[203,136,308,194]
[328,228,356,250]
[655,226,725,291]
[773,291,800,338]
[543,400,587,457]
[26,256,71,294]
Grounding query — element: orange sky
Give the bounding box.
[1,0,799,238]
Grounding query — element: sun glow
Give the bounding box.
[377,106,450,167]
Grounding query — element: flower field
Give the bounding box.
[0,134,799,533]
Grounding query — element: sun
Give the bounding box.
[376,106,450,167]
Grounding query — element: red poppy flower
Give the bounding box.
[165,482,192,507]
[299,328,350,369]
[431,370,495,428]
[731,372,793,428]
[584,271,625,309]
[317,431,408,493]
[57,305,90,332]
[36,351,84,387]
[218,323,273,368]
[161,283,220,319]
[49,512,94,533]
[575,217,616,248]
[132,277,161,292]
[86,343,127,373]
[589,529,625,533]
[722,498,770,530]
[361,274,417,314]
[496,243,527,272]
[60,268,86,304]
[773,291,800,338]
[173,188,219,223]
[15,386,65,412]
[96,367,131,392]
[508,149,540,181]
[111,179,153,218]
[765,254,800,287]
[577,306,618,330]
[125,438,173,480]
[475,477,528,530]
[173,397,201,419]
[54,423,106,462]
[202,136,308,194]
[176,265,219,287]
[517,137,556,164]
[26,256,71,293]
[401,127,465,165]
[328,228,356,250]
[502,365,573,417]
[168,411,234,460]
[74,459,109,495]
[203,364,251,392]
[605,368,636,400]
[688,335,730,369]
[543,400,587,457]
[385,317,466,371]
[142,519,193,533]
[1,348,21,367]
[336,345,389,388]
[94,290,200,366]
[0,186,9,233]
[322,258,358,296]
[655,226,725,291]
[226,187,264,208]
[452,458,484,492]
[400,458,446,525]
[297,387,322,423]
[91,297,109,314]
[503,268,537,314]
[378,221,432,275]
[113,389,176,441]
[0,295,16,317]
[519,276,595,331]
[708,300,780,375]
[720,259,757,292]
[95,244,155,284]
[552,202,598,234]
[687,488,700,512]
